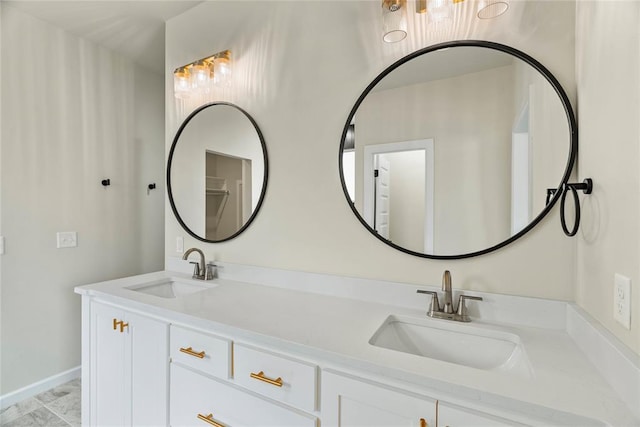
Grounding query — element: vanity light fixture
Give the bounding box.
[173,50,232,99]
[385,0,507,42]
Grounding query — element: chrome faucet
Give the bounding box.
[417,270,483,322]
[182,248,215,280]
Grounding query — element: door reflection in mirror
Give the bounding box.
[205,152,252,240]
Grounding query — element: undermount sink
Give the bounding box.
[370,315,533,377]
[126,278,217,298]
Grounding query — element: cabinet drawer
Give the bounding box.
[233,343,317,412]
[171,325,231,379]
[170,364,316,427]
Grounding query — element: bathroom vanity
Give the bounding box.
[75,263,639,427]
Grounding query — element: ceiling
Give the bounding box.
[3,0,203,73]
[374,46,515,92]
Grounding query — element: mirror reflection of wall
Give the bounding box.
[342,45,572,257]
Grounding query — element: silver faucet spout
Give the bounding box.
[182,248,206,279]
[441,270,454,314]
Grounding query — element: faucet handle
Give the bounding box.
[456,294,483,322]
[189,261,201,278]
[205,263,216,280]
[417,290,440,315]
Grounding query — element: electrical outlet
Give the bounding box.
[614,274,631,329]
[57,231,77,248]
[176,236,184,253]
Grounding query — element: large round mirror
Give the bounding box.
[168,102,268,242]
[339,41,576,259]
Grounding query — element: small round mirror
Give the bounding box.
[339,41,576,259]
[168,102,268,242]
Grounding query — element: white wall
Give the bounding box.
[0,6,165,394]
[575,1,640,354]
[166,1,576,301]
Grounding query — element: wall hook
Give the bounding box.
[560,178,593,237]
[147,183,156,195]
[101,179,111,187]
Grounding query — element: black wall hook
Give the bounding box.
[101,179,111,186]
[560,178,593,236]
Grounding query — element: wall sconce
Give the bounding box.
[173,50,232,99]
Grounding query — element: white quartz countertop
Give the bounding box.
[75,270,639,426]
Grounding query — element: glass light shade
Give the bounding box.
[477,0,509,19]
[173,67,191,99]
[213,56,232,87]
[382,0,407,43]
[190,60,212,90]
[427,0,453,22]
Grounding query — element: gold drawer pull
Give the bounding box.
[197,413,224,427]
[250,370,283,387]
[112,319,128,333]
[180,346,206,359]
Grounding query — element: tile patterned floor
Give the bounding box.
[0,379,80,427]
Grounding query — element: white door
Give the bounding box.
[374,154,391,240]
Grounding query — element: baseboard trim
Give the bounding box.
[0,366,81,410]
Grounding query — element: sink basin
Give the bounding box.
[370,315,532,377]
[126,278,217,298]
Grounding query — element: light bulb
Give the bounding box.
[213,54,232,87]
[427,0,453,22]
[173,67,191,99]
[190,60,212,90]
[382,0,407,43]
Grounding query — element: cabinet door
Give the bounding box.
[90,301,169,427]
[90,302,127,427]
[322,371,435,427]
[128,311,169,426]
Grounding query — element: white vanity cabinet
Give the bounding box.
[88,301,169,426]
[321,371,526,427]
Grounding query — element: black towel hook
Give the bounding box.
[560,178,593,236]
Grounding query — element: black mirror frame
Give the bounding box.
[338,40,577,260]
[167,102,269,243]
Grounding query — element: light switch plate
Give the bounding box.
[614,274,631,329]
[176,236,184,253]
[57,232,77,248]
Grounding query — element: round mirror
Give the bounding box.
[339,41,576,259]
[168,102,268,242]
